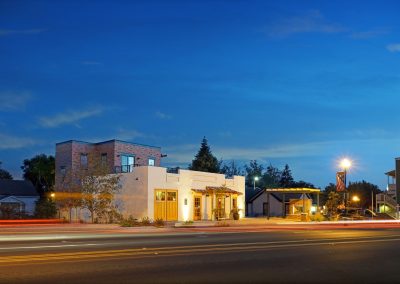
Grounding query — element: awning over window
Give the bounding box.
[191,186,243,195]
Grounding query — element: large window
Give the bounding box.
[121,155,134,173]
[148,158,155,166]
[80,154,88,168]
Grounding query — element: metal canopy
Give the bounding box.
[265,188,321,194]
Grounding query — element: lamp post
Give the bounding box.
[253,176,259,191]
[340,158,351,213]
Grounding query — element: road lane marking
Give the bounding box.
[0,243,101,250]
[2,236,400,265]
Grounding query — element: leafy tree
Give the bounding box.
[347,180,381,209]
[244,160,264,187]
[291,180,315,188]
[220,160,243,177]
[64,155,121,223]
[325,191,341,217]
[34,198,57,219]
[261,164,281,188]
[279,164,294,188]
[0,162,13,180]
[189,137,220,173]
[21,154,55,196]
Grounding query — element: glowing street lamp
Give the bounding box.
[254,176,259,191]
[340,158,352,213]
[352,195,360,202]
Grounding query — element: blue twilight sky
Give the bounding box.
[1,0,400,189]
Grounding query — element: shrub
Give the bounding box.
[154,218,165,227]
[310,213,326,222]
[141,216,152,226]
[120,216,139,227]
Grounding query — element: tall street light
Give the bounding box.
[340,158,351,213]
[254,176,259,191]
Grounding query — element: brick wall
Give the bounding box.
[55,140,162,188]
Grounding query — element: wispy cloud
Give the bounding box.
[0,133,38,150]
[0,91,31,111]
[164,141,328,165]
[387,43,400,53]
[350,28,389,39]
[0,29,45,36]
[39,106,104,128]
[155,111,172,120]
[265,10,345,37]
[115,128,145,140]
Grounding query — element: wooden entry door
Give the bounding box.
[154,189,178,221]
[194,196,202,221]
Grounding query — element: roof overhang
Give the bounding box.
[192,186,243,195]
[385,170,395,177]
[265,188,321,194]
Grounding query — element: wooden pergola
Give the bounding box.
[192,186,243,220]
[265,188,321,218]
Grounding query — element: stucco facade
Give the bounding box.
[117,167,245,221]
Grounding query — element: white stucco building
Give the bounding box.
[116,166,245,222]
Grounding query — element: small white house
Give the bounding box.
[116,166,245,221]
[0,180,39,218]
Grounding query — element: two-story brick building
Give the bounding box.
[55,139,162,187]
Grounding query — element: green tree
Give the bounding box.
[0,162,13,180]
[55,155,121,223]
[325,191,341,217]
[347,180,381,209]
[261,164,281,188]
[220,160,243,177]
[21,154,55,196]
[279,164,294,188]
[34,198,57,219]
[189,137,220,173]
[244,160,264,187]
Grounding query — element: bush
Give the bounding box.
[154,218,165,227]
[34,198,57,219]
[141,216,152,226]
[120,216,140,227]
[310,213,326,222]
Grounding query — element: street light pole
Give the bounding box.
[253,176,259,191]
[340,158,351,215]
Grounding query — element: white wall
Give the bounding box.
[0,196,39,216]
[118,167,245,221]
[251,192,283,217]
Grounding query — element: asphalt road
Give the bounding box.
[1,227,400,283]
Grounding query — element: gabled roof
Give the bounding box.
[0,180,39,196]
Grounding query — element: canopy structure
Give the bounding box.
[264,188,321,219]
[385,170,395,177]
[265,188,321,194]
[191,186,243,195]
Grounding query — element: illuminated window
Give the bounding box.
[156,191,165,201]
[167,192,176,201]
[148,158,155,166]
